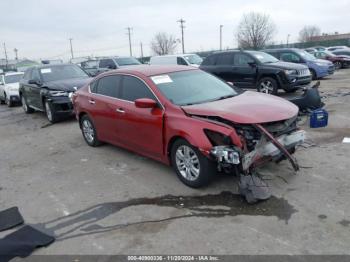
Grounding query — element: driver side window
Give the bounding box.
[31,68,41,81]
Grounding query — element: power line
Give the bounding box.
[69,38,74,59]
[126,27,133,56]
[177,18,186,53]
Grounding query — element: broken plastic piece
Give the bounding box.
[239,174,271,204]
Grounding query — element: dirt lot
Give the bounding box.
[0,70,350,255]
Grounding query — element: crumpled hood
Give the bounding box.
[45,77,92,92]
[181,91,298,124]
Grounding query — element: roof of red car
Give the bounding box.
[112,65,197,77]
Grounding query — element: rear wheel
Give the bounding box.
[171,139,216,188]
[257,77,278,95]
[21,94,34,113]
[80,115,101,147]
[44,100,59,123]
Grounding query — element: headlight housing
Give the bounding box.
[204,129,231,146]
[48,90,70,97]
[210,146,240,164]
[284,69,298,75]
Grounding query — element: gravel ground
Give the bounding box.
[0,69,349,256]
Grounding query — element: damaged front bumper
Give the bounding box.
[210,129,305,172]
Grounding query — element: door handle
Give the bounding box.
[88,99,95,105]
[116,108,125,113]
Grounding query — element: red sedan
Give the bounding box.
[73,65,305,202]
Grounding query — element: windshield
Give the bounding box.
[115,57,141,66]
[183,54,203,65]
[4,74,24,84]
[40,65,88,82]
[250,51,279,63]
[295,50,317,61]
[151,70,238,106]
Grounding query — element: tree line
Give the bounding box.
[150,12,322,55]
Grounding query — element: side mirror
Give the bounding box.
[227,81,234,87]
[248,62,257,68]
[134,98,157,109]
[28,79,41,86]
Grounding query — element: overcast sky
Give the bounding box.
[1,0,349,61]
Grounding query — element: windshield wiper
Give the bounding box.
[215,94,235,101]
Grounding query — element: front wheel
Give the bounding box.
[21,94,34,113]
[257,77,278,95]
[171,139,216,188]
[45,100,59,123]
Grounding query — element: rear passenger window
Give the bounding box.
[216,54,234,65]
[177,57,188,65]
[121,76,155,102]
[96,75,121,98]
[234,54,254,66]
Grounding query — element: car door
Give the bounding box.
[214,53,236,83]
[232,53,257,88]
[86,75,123,143]
[117,75,164,159]
[29,68,43,109]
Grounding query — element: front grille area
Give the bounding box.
[298,69,310,76]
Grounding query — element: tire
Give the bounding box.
[170,138,216,188]
[5,94,13,107]
[257,77,278,95]
[80,114,101,147]
[310,69,317,80]
[0,93,5,105]
[44,99,60,123]
[21,94,34,113]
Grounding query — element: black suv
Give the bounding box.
[19,64,91,123]
[199,50,312,94]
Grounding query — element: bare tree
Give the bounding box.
[298,26,321,42]
[150,32,178,55]
[236,12,276,50]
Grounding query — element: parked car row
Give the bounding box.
[1,60,310,202]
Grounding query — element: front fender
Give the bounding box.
[165,114,242,157]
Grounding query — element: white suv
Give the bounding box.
[0,72,24,107]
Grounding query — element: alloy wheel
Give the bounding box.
[259,81,274,94]
[82,119,95,143]
[21,96,28,112]
[45,101,53,122]
[175,145,200,181]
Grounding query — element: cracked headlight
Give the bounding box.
[210,146,240,164]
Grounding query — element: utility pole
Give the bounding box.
[3,43,8,70]
[69,38,74,59]
[14,48,18,61]
[126,27,133,56]
[287,34,290,47]
[220,25,223,51]
[140,42,144,63]
[177,18,186,53]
